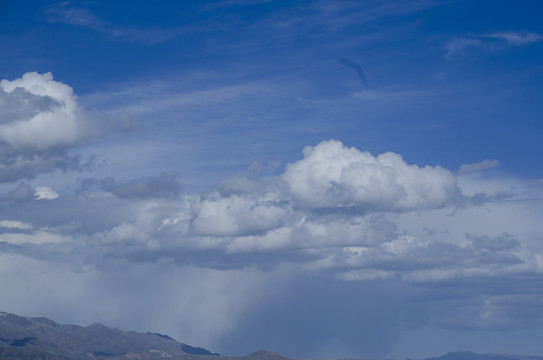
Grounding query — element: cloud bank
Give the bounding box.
[1,73,543,358]
[2,137,542,356]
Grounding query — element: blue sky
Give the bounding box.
[1,1,543,359]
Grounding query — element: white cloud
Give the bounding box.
[458,159,500,174]
[445,31,543,58]
[34,186,59,200]
[192,192,290,237]
[0,230,69,245]
[0,72,139,183]
[282,139,459,211]
[0,220,32,230]
[1,72,76,148]
[445,38,483,57]
[44,3,186,44]
[484,31,542,46]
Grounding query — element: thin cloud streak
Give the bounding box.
[445,31,543,58]
[43,3,187,44]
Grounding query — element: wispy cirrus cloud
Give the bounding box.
[445,31,543,58]
[458,159,501,174]
[43,2,186,44]
[445,37,483,58]
[485,31,543,46]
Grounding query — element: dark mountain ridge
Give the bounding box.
[0,311,215,359]
[1,312,543,360]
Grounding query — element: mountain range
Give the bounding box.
[1,312,542,360]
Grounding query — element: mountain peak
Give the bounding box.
[244,350,286,360]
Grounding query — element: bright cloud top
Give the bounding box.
[0,72,81,150]
[283,140,459,211]
[34,186,59,200]
[0,72,138,183]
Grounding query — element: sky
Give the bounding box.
[1,0,543,359]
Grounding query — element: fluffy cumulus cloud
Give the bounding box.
[191,192,290,237]
[0,72,138,183]
[282,139,459,211]
[4,139,541,270]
